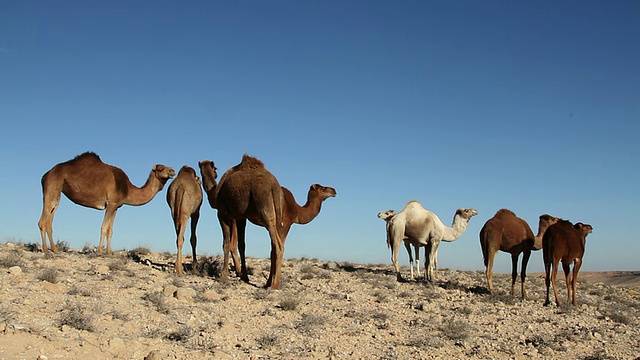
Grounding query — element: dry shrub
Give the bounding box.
[256,332,280,349]
[165,326,193,342]
[143,291,170,314]
[279,295,300,311]
[59,307,95,332]
[439,318,470,341]
[37,268,59,283]
[0,251,23,268]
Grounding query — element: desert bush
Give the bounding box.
[439,318,470,341]
[37,268,59,283]
[107,309,130,322]
[256,332,280,349]
[279,295,301,311]
[55,240,70,252]
[165,326,193,342]
[108,257,129,272]
[127,246,151,258]
[373,290,391,303]
[193,256,224,278]
[143,291,170,314]
[67,286,93,297]
[0,308,17,323]
[0,251,23,268]
[59,307,95,332]
[296,313,328,334]
[299,264,332,280]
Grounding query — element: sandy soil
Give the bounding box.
[1,242,639,359]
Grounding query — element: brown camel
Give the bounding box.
[166,165,203,275]
[38,152,175,254]
[479,209,559,298]
[202,155,336,289]
[543,219,593,306]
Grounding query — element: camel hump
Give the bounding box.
[238,154,265,170]
[495,208,516,217]
[179,165,196,175]
[73,151,102,162]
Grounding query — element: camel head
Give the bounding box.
[310,184,337,201]
[538,214,560,231]
[574,222,593,237]
[198,160,217,190]
[152,164,176,186]
[456,208,478,221]
[377,210,396,221]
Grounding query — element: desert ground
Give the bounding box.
[1,242,638,360]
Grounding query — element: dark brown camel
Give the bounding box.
[543,219,593,306]
[38,152,175,254]
[201,155,336,289]
[166,165,203,275]
[479,209,559,298]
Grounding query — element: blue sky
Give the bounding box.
[1,1,638,273]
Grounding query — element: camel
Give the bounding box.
[378,210,421,279]
[543,219,593,306]
[38,152,175,254]
[387,201,478,282]
[166,165,203,275]
[479,209,559,298]
[201,155,336,289]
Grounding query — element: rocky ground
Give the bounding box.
[0,242,639,360]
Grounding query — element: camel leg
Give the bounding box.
[174,214,188,275]
[236,219,249,282]
[562,262,572,305]
[38,196,60,254]
[414,245,421,278]
[571,258,582,306]
[98,207,118,254]
[552,260,562,306]
[544,261,552,306]
[391,236,404,281]
[189,210,200,270]
[403,241,413,279]
[520,250,531,299]
[485,250,497,295]
[426,241,440,282]
[510,253,519,297]
[265,225,284,289]
[217,214,232,281]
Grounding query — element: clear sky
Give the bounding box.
[1,1,638,273]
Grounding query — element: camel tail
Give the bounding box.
[172,188,186,224]
[479,226,490,268]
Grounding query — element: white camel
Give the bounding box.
[387,200,478,282]
[378,209,422,279]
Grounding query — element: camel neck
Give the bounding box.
[441,215,469,242]
[533,223,552,250]
[126,172,163,206]
[295,191,323,224]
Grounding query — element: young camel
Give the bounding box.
[378,210,421,279]
[543,219,593,306]
[479,209,559,298]
[387,201,478,282]
[201,155,336,289]
[166,166,203,275]
[38,152,175,254]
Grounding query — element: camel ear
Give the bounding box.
[153,165,163,172]
[311,184,321,190]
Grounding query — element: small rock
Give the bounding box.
[94,265,110,275]
[8,266,22,275]
[163,284,178,297]
[108,337,126,355]
[144,350,160,360]
[175,287,196,301]
[202,289,221,301]
[37,355,49,360]
[41,282,67,293]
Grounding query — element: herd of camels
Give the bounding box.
[38,152,592,306]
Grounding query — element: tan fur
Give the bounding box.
[479,209,559,298]
[543,219,593,306]
[38,152,175,254]
[387,201,478,282]
[200,155,336,289]
[166,166,203,275]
